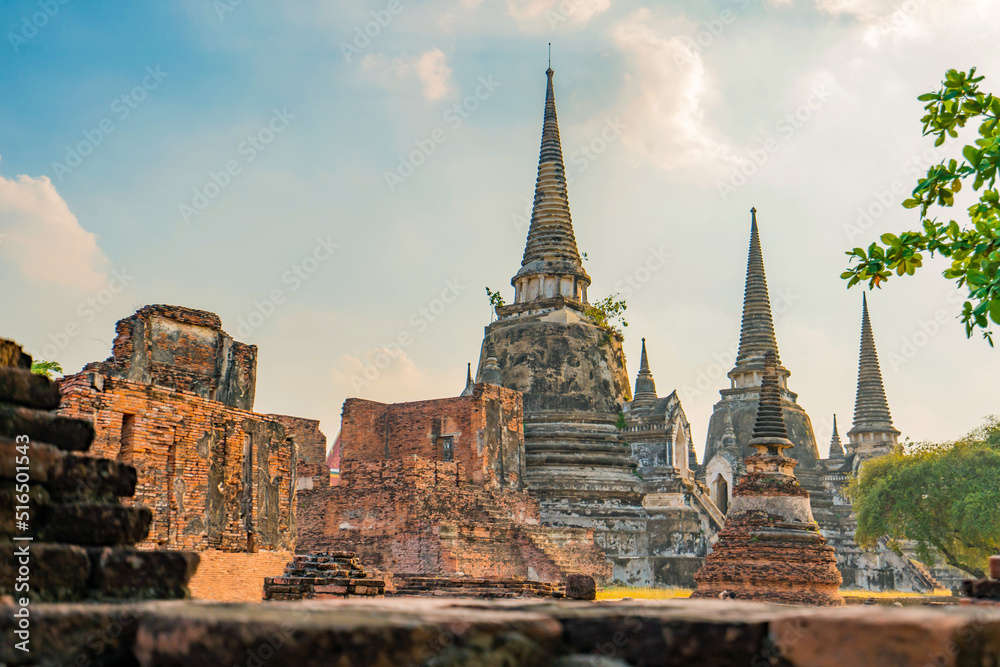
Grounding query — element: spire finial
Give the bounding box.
[548,42,551,69]
[734,208,781,367]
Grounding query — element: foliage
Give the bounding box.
[30,360,63,379]
[485,286,505,310]
[585,294,628,336]
[615,411,627,430]
[847,416,1000,578]
[842,68,1000,344]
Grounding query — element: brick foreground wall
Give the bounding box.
[297,456,611,583]
[188,550,292,601]
[57,374,296,552]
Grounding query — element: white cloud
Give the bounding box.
[502,0,611,27]
[0,157,110,291]
[612,9,742,171]
[361,48,454,100]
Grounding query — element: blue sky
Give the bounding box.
[2,0,999,455]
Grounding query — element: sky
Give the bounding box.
[1,0,998,460]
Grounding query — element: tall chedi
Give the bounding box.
[692,351,844,606]
[702,209,821,488]
[846,294,900,462]
[475,64,640,543]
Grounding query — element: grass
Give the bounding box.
[840,589,954,598]
[596,587,693,600]
[595,587,955,601]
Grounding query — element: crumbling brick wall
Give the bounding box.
[57,374,296,552]
[84,305,257,410]
[297,456,611,583]
[269,414,329,491]
[339,384,524,488]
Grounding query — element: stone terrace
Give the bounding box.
[2,598,998,666]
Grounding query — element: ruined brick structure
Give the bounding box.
[338,383,524,488]
[692,351,845,606]
[53,306,325,599]
[297,383,611,584]
[473,66,723,587]
[697,214,939,593]
[263,552,386,600]
[0,338,199,602]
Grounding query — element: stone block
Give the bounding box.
[89,547,200,600]
[565,574,596,601]
[0,438,65,484]
[38,503,152,546]
[0,542,90,602]
[0,367,61,410]
[0,404,94,452]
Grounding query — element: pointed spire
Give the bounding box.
[735,208,782,368]
[460,362,474,397]
[747,350,794,457]
[632,337,657,404]
[829,414,845,459]
[848,294,899,439]
[512,66,590,299]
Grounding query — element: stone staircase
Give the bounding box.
[263,551,385,600]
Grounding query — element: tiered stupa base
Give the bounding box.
[691,509,843,606]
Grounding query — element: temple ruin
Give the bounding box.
[297,382,612,584]
[699,213,938,592]
[470,66,723,587]
[692,350,845,606]
[54,305,323,601]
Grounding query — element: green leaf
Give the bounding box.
[990,299,1000,326]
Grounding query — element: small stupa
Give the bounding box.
[691,350,844,606]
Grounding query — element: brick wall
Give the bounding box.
[297,456,610,583]
[340,384,524,488]
[84,304,257,410]
[57,373,296,552]
[188,550,292,602]
[269,414,329,491]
